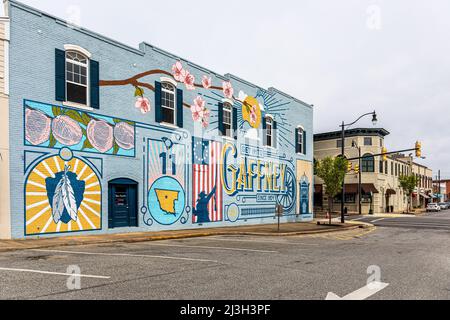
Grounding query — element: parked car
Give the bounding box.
[438,202,450,210]
[427,203,441,212]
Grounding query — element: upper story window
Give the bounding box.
[55,46,99,109]
[364,137,373,146]
[222,102,233,138]
[161,82,176,125]
[361,153,374,172]
[266,117,273,147]
[66,51,89,106]
[337,139,343,148]
[296,127,306,155]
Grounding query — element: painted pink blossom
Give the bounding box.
[25,108,51,146]
[135,97,151,114]
[172,61,185,82]
[202,75,212,89]
[191,96,205,122]
[202,118,209,128]
[52,115,83,146]
[223,81,234,99]
[183,70,196,90]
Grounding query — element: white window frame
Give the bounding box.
[65,49,90,108]
[297,126,304,154]
[222,102,233,138]
[161,82,177,126]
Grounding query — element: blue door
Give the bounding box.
[109,179,138,228]
[300,175,310,215]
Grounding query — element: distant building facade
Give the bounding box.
[314,128,433,214]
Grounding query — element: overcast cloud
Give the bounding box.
[5,0,450,178]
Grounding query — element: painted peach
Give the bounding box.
[25,108,51,146]
[51,115,83,146]
[87,119,114,153]
[114,122,135,150]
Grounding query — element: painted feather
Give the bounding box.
[62,165,78,222]
[52,178,65,224]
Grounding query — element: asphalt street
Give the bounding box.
[0,211,449,300]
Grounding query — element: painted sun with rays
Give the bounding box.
[25,155,102,235]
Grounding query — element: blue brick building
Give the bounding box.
[0,0,314,239]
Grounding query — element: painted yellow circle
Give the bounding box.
[241,96,262,129]
[25,156,102,235]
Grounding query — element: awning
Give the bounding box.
[344,184,379,194]
[419,192,430,199]
[386,189,396,195]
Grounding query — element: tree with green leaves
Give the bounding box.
[399,174,419,213]
[315,156,348,223]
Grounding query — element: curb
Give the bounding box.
[0,223,371,253]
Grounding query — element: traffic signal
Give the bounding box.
[382,147,388,161]
[415,141,422,158]
[347,162,353,173]
[354,164,360,174]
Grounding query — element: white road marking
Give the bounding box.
[141,242,278,253]
[371,218,386,223]
[30,249,218,263]
[326,282,389,300]
[350,217,368,221]
[0,267,110,279]
[199,236,319,246]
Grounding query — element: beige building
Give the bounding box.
[0,16,10,238]
[314,128,433,214]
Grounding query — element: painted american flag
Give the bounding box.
[192,138,223,223]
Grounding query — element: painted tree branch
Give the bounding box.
[99,69,225,109]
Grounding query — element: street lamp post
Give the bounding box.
[340,111,378,223]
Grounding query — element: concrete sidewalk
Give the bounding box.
[0,221,369,253]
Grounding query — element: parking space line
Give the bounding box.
[371,218,386,223]
[30,249,218,263]
[140,242,278,253]
[0,267,110,279]
[200,236,319,245]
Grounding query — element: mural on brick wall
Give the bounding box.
[25,152,102,235]
[24,100,136,157]
[99,61,302,226]
[221,143,297,222]
[192,138,223,224]
[145,137,188,226]
[296,160,313,216]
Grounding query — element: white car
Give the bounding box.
[426,203,441,212]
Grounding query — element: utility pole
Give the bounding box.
[358,146,362,215]
[438,170,441,203]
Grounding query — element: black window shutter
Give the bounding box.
[155,81,162,123]
[295,128,300,153]
[176,89,183,128]
[273,120,278,148]
[303,131,307,155]
[218,103,224,136]
[90,59,100,109]
[262,117,267,146]
[233,107,238,140]
[55,49,66,101]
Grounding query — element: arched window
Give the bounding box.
[361,153,375,172]
[161,82,176,125]
[66,51,89,105]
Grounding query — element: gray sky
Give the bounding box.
[7,0,450,179]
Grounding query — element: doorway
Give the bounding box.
[108,179,138,229]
